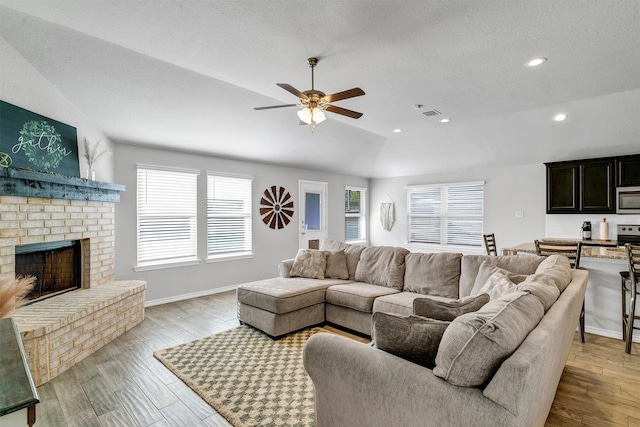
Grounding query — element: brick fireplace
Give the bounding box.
[0,170,146,386]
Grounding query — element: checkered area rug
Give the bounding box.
[154,326,322,427]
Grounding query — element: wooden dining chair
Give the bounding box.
[535,240,585,342]
[483,233,497,256]
[621,244,640,354]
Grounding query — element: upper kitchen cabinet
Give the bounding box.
[580,159,615,212]
[546,158,615,214]
[547,162,578,213]
[617,154,640,187]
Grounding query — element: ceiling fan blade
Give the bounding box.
[323,87,365,103]
[277,83,309,100]
[254,104,298,110]
[324,104,363,119]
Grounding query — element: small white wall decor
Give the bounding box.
[380,202,395,231]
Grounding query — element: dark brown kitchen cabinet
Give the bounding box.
[546,158,615,214]
[547,162,578,213]
[617,154,640,187]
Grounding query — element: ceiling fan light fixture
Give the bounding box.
[297,107,326,124]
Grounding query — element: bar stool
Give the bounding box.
[535,240,585,343]
[621,243,640,354]
[483,233,497,256]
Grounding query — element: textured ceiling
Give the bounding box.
[1,1,639,178]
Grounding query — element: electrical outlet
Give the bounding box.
[515,210,524,218]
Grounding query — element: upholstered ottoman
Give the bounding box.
[237,277,351,337]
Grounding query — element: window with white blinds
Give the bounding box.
[137,166,199,268]
[407,181,484,247]
[345,186,366,243]
[207,174,253,259]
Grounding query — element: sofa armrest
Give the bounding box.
[278,258,295,278]
[303,333,515,427]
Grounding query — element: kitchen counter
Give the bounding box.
[504,241,627,260]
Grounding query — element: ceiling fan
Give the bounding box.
[254,57,365,132]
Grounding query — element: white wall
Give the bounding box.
[0,36,114,181]
[369,163,547,252]
[113,143,368,303]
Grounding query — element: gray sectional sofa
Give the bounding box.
[237,239,589,427]
[237,239,560,337]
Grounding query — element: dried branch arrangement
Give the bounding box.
[82,138,110,169]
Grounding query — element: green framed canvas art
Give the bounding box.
[0,100,80,177]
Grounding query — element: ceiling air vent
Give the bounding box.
[422,109,441,117]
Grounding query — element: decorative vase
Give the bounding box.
[85,168,96,180]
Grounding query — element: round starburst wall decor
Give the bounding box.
[260,186,294,229]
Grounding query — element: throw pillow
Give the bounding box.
[413,294,490,321]
[324,250,349,279]
[477,271,520,300]
[319,239,365,280]
[403,252,463,299]
[433,290,545,387]
[372,312,450,369]
[471,261,528,296]
[289,249,327,279]
[533,255,573,292]
[355,246,409,290]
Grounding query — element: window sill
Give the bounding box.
[345,239,368,246]
[206,252,255,263]
[406,243,486,255]
[134,259,201,272]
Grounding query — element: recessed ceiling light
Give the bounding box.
[439,118,450,123]
[553,113,568,122]
[393,128,402,133]
[526,57,547,67]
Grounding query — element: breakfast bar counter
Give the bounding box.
[503,241,634,343]
[504,241,627,260]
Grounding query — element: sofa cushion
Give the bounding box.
[433,290,545,387]
[326,283,399,312]
[403,252,462,298]
[319,238,345,252]
[290,249,327,279]
[325,250,349,279]
[460,255,545,298]
[320,239,365,280]
[372,312,450,369]
[533,255,573,292]
[470,261,529,296]
[515,279,560,311]
[237,277,345,314]
[373,293,454,317]
[355,246,409,290]
[413,293,490,321]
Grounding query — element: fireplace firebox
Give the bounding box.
[15,240,81,303]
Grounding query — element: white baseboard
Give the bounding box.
[144,284,238,307]
[585,325,640,343]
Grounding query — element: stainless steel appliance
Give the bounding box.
[616,186,640,214]
[617,224,640,246]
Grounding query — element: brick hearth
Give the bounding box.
[12,280,146,386]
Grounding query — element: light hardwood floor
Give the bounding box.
[33,290,640,427]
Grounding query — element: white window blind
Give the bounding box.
[407,181,484,247]
[345,187,367,242]
[137,166,199,267]
[207,174,252,258]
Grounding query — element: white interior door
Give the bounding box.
[298,180,328,249]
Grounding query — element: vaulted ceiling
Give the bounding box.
[1,1,639,178]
